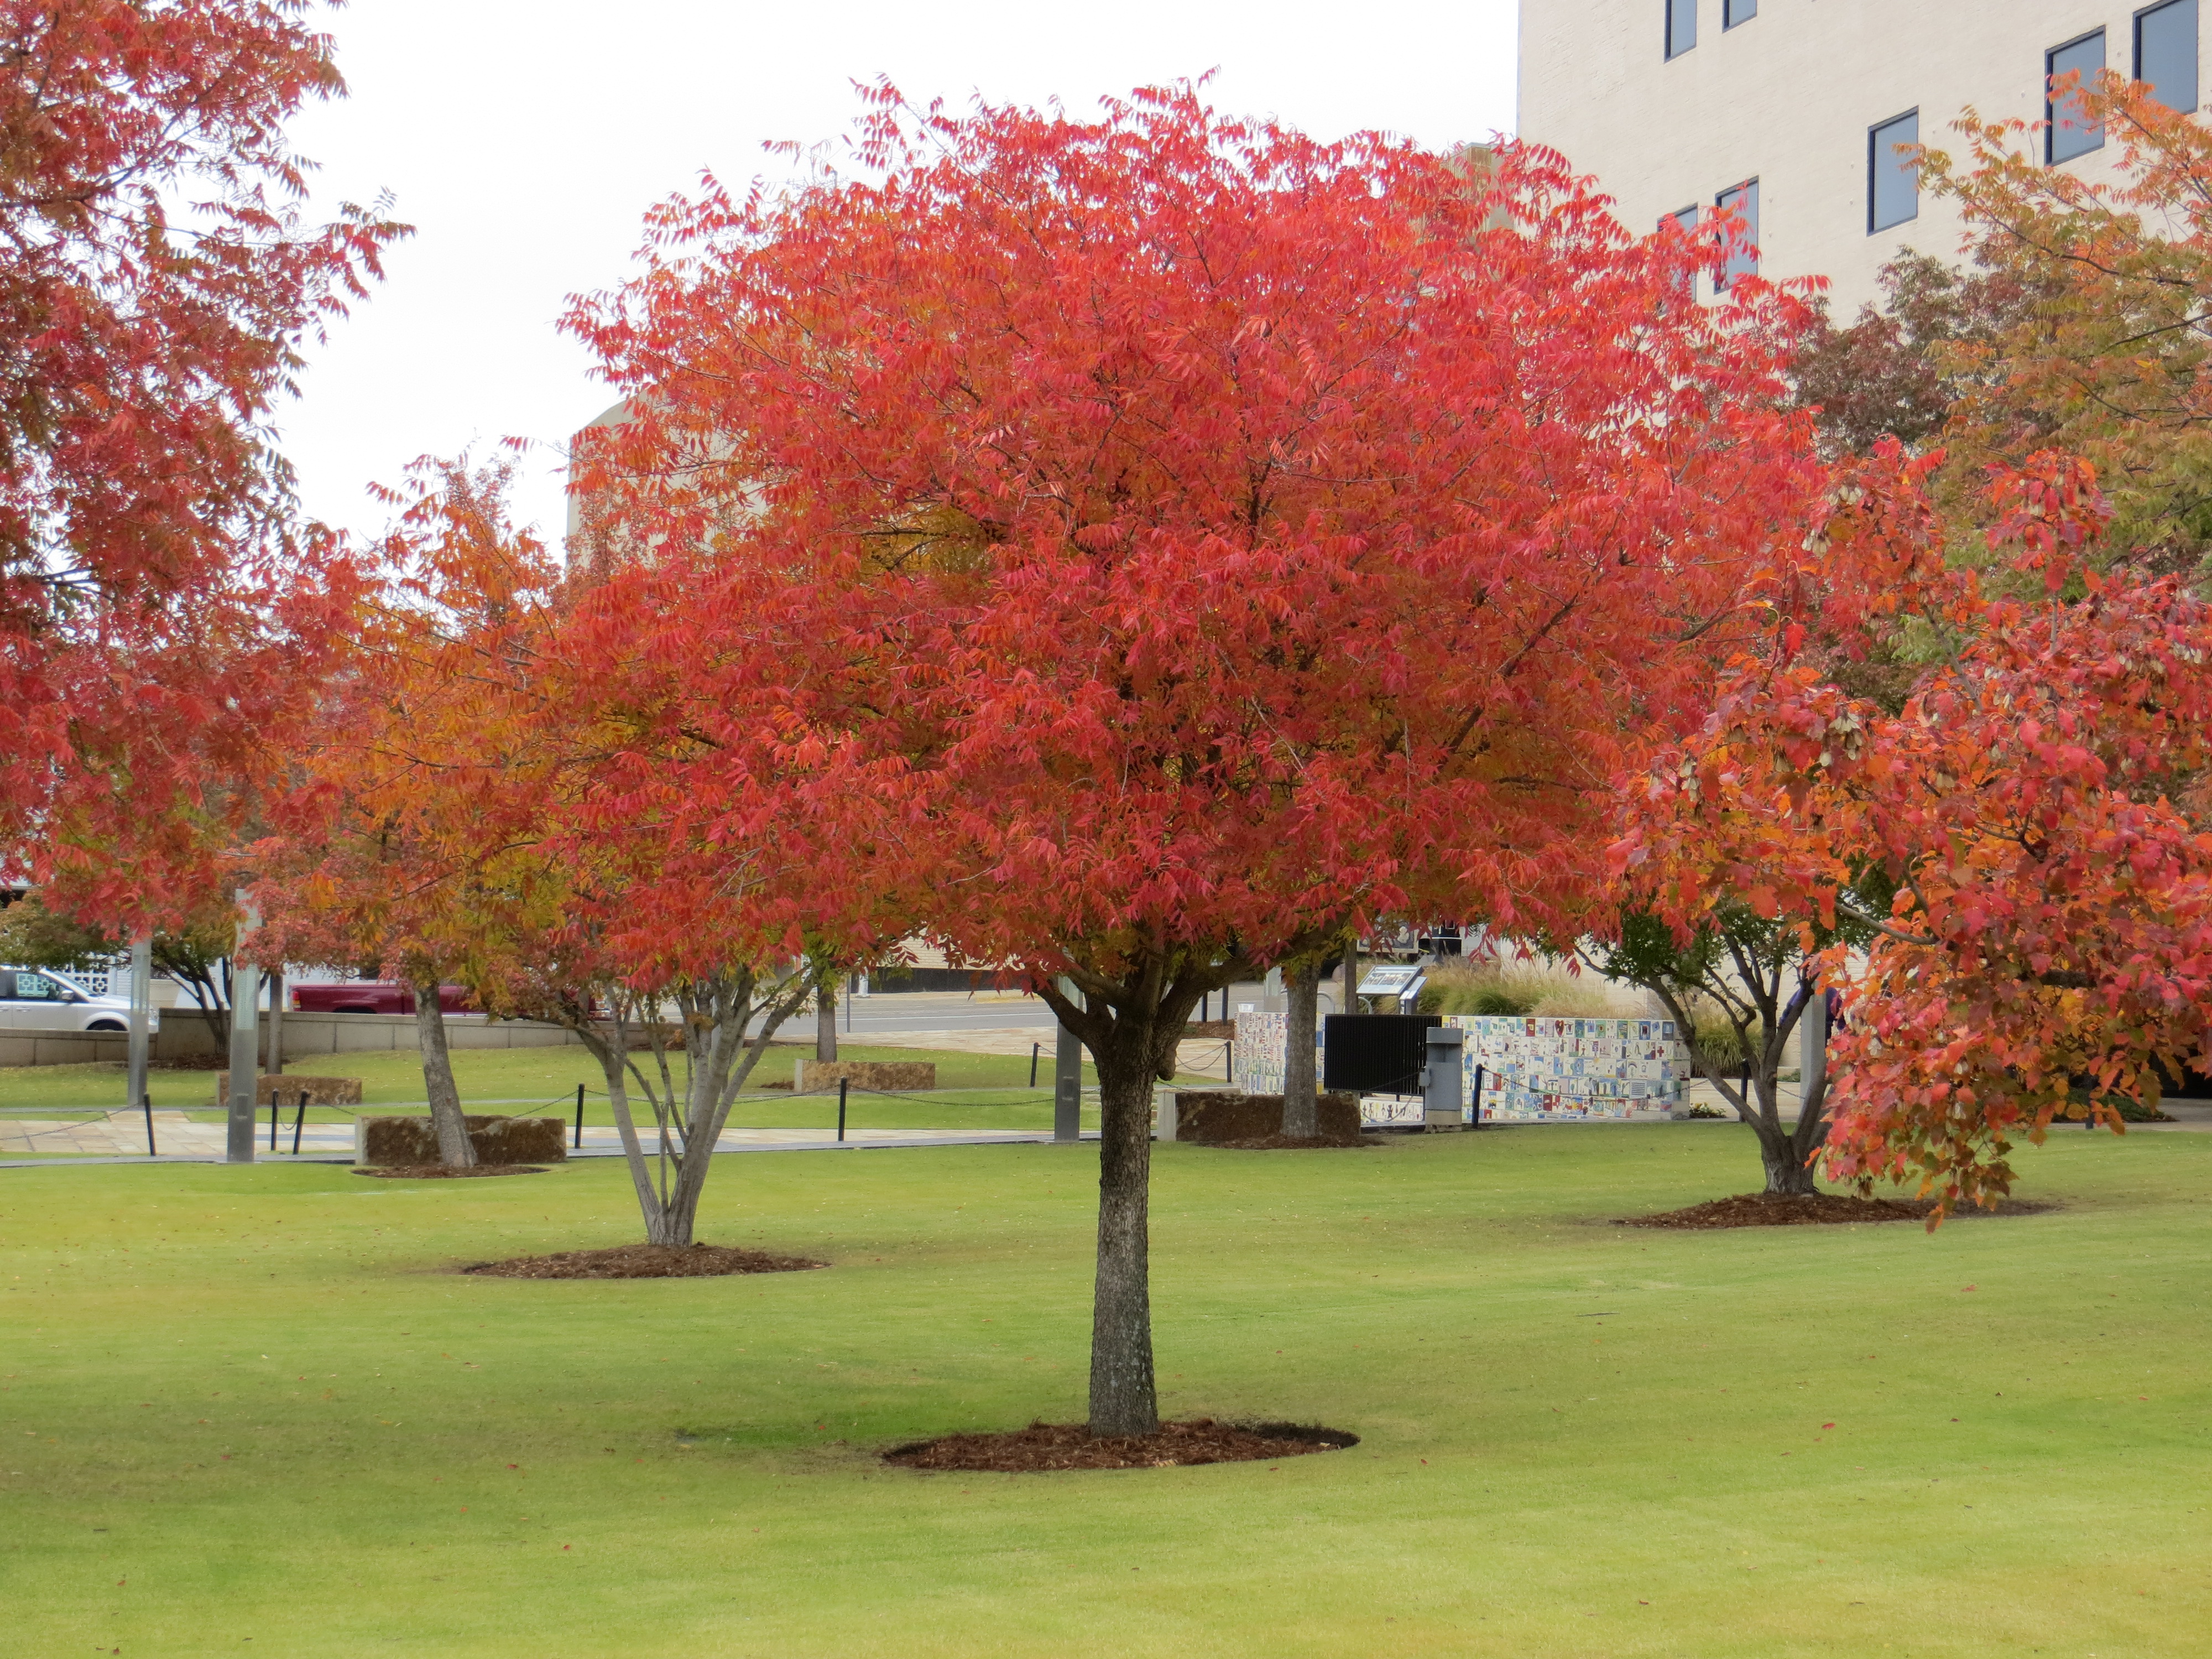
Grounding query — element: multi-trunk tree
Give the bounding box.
[0,0,402,938]
[1619,445,2212,1214]
[570,85,1826,1433]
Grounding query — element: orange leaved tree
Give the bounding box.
[567,85,1825,1433]
[0,0,403,933]
[255,456,561,1167]
[1620,445,2212,1215]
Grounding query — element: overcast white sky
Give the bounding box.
[276,0,1521,548]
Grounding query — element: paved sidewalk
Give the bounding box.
[878,1025,1230,1078]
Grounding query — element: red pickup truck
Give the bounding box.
[290,983,476,1015]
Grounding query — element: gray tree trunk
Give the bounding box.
[1088,1021,1159,1438]
[816,978,838,1062]
[413,979,476,1168]
[1281,958,1319,1139]
[1341,940,1359,1014]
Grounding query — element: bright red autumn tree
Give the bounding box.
[1619,445,2212,1216]
[567,85,1825,1434]
[0,0,403,931]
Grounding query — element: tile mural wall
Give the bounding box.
[1232,1011,1691,1123]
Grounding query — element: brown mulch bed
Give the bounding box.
[458,1243,826,1279]
[1618,1192,2053,1230]
[1203,1134,1382,1150]
[883,1417,1359,1473]
[351,1164,550,1180]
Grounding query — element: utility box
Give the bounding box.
[1421,1026,1465,1129]
[1322,1013,1442,1097]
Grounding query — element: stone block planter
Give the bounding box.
[792,1058,937,1093]
[213,1073,363,1107]
[355,1114,567,1166]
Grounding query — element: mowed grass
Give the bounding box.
[2,1126,2207,1657]
[0,1042,1115,1133]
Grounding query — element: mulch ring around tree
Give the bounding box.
[458,1243,827,1280]
[351,1165,551,1180]
[883,1417,1359,1473]
[1617,1192,2055,1230]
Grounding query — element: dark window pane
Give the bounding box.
[1667,0,1696,59]
[1724,0,1756,26]
[2048,30,2107,162]
[2137,0,2199,113]
[1870,111,1920,233]
[1715,179,1758,290]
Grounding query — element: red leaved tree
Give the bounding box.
[568,85,1824,1432]
[0,0,403,933]
[1619,445,2212,1215]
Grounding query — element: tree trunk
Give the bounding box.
[1088,1025,1159,1438]
[413,979,476,1168]
[816,978,838,1063]
[1341,940,1359,1014]
[1758,1121,1819,1194]
[1281,957,1319,1139]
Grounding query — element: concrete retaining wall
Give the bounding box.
[0,1010,585,1070]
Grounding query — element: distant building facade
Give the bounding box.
[1518,0,2204,312]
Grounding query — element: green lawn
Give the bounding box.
[0,1041,1117,1133]
[2,1125,2206,1656]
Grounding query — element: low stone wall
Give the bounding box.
[1166,1089,1361,1144]
[357,1114,567,1166]
[213,1073,364,1106]
[792,1058,938,1093]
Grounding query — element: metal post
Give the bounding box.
[574,1084,585,1149]
[265,968,284,1077]
[270,1092,280,1150]
[225,897,260,1164]
[837,1078,848,1144]
[1053,977,1082,1143]
[1472,1064,1486,1129]
[1799,982,1827,1116]
[1029,1042,1040,1089]
[126,936,152,1124]
[142,1093,157,1157]
[291,1091,306,1156]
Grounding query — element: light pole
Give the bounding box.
[1053,976,1083,1143]
[224,893,260,1164]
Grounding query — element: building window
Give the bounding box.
[1869,111,1920,233]
[1715,179,1758,290]
[1660,206,1698,234]
[1666,0,1696,59]
[2137,0,2200,112]
[1724,0,1756,27]
[2048,30,2107,163]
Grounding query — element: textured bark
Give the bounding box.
[1280,958,1320,1139]
[1088,1024,1159,1437]
[413,979,476,1168]
[816,979,838,1062]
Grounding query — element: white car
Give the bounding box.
[0,966,158,1033]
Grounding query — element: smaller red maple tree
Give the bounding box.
[1619,445,2212,1214]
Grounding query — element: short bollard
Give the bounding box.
[837,1078,848,1144]
[1029,1042,1040,1089]
[573,1084,585,1149]
[1472,1064,1486,1129]
[142,1094,157,1157]
[291,1091,307,1156]
[269,1093,280,1151]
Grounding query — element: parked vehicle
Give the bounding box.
[0,967,159,1033]
[290,982,476,1016]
